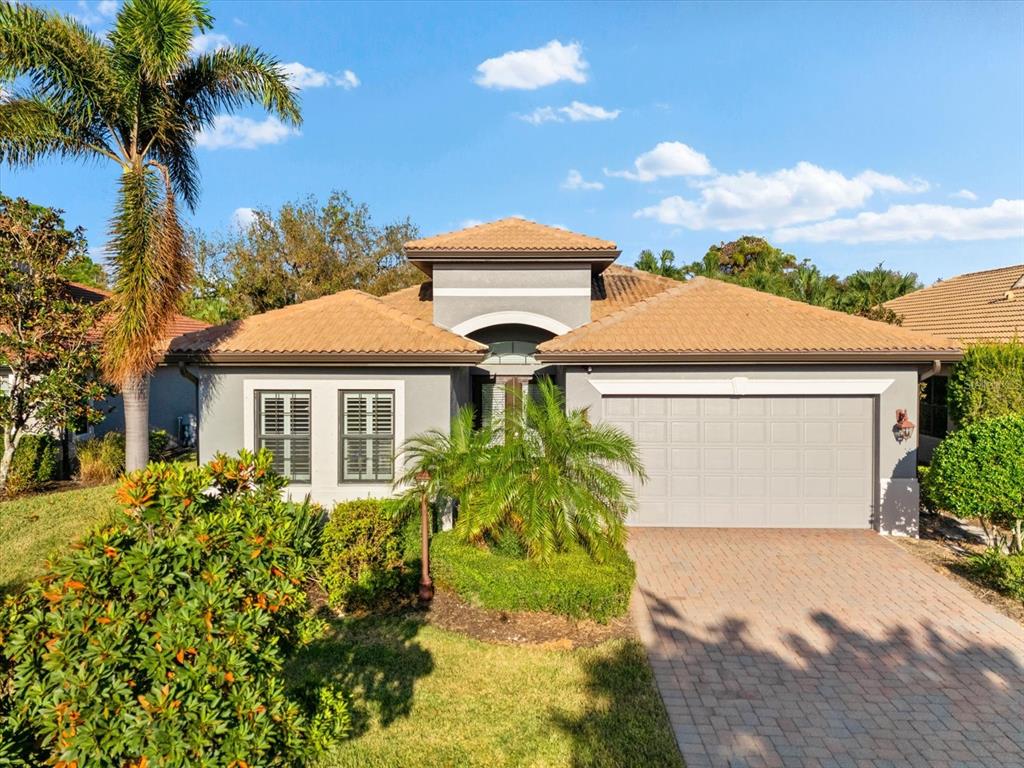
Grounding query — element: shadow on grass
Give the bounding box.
[553,639,685,768]
[284,612,434,738]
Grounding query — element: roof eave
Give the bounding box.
[164,351,487,366]
[407,249,621,276]
[535,349,964,364]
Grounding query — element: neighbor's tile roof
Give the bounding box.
[537,277,963,361]
[66,282,210,339]
[166,289,485,360]
[404,217,618,252]
[883,264,1024,342]
[379,263,679,322]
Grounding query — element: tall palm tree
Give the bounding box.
[0,0,300,470]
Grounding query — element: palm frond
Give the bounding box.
[0,95,113,165]
[109,0,212,83]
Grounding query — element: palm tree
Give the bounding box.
[0,0,300,470]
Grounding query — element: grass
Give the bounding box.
[287,615,683,768]
[0,483,119,595]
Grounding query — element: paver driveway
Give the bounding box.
[628,529,1024,768]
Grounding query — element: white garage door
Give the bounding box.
[604,396,875,528]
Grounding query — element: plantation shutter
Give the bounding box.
[479,382,506,426]
[256,391,311,483]
[341,391,395,482]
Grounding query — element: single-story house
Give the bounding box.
[167,218,962,535]
[884,263,1024,461]
[67,282,210,446]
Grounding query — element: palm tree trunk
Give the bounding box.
[123,374,150,472]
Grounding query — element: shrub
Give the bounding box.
[0,449,348,766]
[5,434,61,495]
[431,531,635,623]
[925,414,1024,552]
[321,498,406,610]
[948,340,1024,426]
[75,431,125,484]
[149,427,170,458]
[966,548,1024,601]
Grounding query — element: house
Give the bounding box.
[884,264,1024,460]
[66,282,210,446]
[166,218,961,535]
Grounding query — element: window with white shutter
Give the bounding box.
[340,391,395,482]
[255,390,311,483]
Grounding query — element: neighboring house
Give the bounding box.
[884,264,1024,461]
[166,218,961,535]
[66,282,210,446]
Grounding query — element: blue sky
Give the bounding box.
[6,0,1024,284]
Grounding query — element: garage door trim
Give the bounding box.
[590,377,894,397]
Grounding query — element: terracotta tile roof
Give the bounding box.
[883,264,1024,342]
[537,277,963,362]
[166,289,486,362]
[66,282,210,340]
[379,263,679,322]
[404,217,618,253]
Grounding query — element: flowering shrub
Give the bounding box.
[0,449,347,766]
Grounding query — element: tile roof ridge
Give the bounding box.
[605,262,682,287]
[893,263,1024,299]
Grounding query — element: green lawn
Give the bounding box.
[288,615,683,768]
[0,483,119,595]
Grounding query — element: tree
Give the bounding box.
[0,195,110,492]
[947,341,1024,426]
[635,248,682,279]
[0,0,300,471]
[207,191,422,319]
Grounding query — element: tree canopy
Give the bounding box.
[635,236,920,323]
[186,191,423,323]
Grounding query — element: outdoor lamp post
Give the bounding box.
[415,469,434,601]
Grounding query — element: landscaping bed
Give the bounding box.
[893,511,1024,626]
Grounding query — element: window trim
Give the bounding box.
[254,388,312,485]
[338,389,396,484]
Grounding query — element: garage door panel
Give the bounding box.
[607,395,874,528]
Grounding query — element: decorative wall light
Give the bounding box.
[893,409,915,443]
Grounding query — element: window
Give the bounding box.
[920,376,949,439]
[255,390,311,483]
[340,391,395,482]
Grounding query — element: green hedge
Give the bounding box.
[321,498,406,611]
[431,531,635,623]
[948,340,1024,426]
[6,434,62,495]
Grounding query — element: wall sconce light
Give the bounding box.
[893,409,915,443]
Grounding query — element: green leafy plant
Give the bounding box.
[948,340,1024,426]
[431,531,635,622]
[966,548,1024,601]
[925,414,1024,552]
[321,498,406,610]
[149,428,171,459]
[0,449,348,766]
[4,434,61,495]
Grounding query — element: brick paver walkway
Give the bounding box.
[628,529,1024,768]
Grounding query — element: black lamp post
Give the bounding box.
[415,469,434,602]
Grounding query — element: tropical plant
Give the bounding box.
[0,195,111,492]
[0,450,346,766]
[924,413,1024,553]
[401,380,646,562]
[321,498,406,610]
[635,248,682,279]
[0,0,301,472]
[947,340,1024,426]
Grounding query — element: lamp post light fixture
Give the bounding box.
[894,409,916,443]
[415,469,434,602]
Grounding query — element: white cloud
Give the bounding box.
[280,62,360,90]
[190,32,232,55]
[520,100,619,125]
[562,169,603,191]
[950,188,979,201]
[459,219,485,229]
[606,141,713,182]
[773,199,1024,244]
[73,0,118,27]
[195,115,298,150]
[231,207,257,230]
[475,40,587,90]
[635,161,929,230]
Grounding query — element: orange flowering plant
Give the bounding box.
[0,450,346,766]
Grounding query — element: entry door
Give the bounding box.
[604,396,874,528]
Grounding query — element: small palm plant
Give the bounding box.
[401,379,646,562]
[0,0,300,470]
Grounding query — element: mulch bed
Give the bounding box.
[894,511,1024,626]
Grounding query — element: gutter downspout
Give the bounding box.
[177,362,200,464]
[919,358,943,382]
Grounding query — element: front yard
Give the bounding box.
[0,482,682,767]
